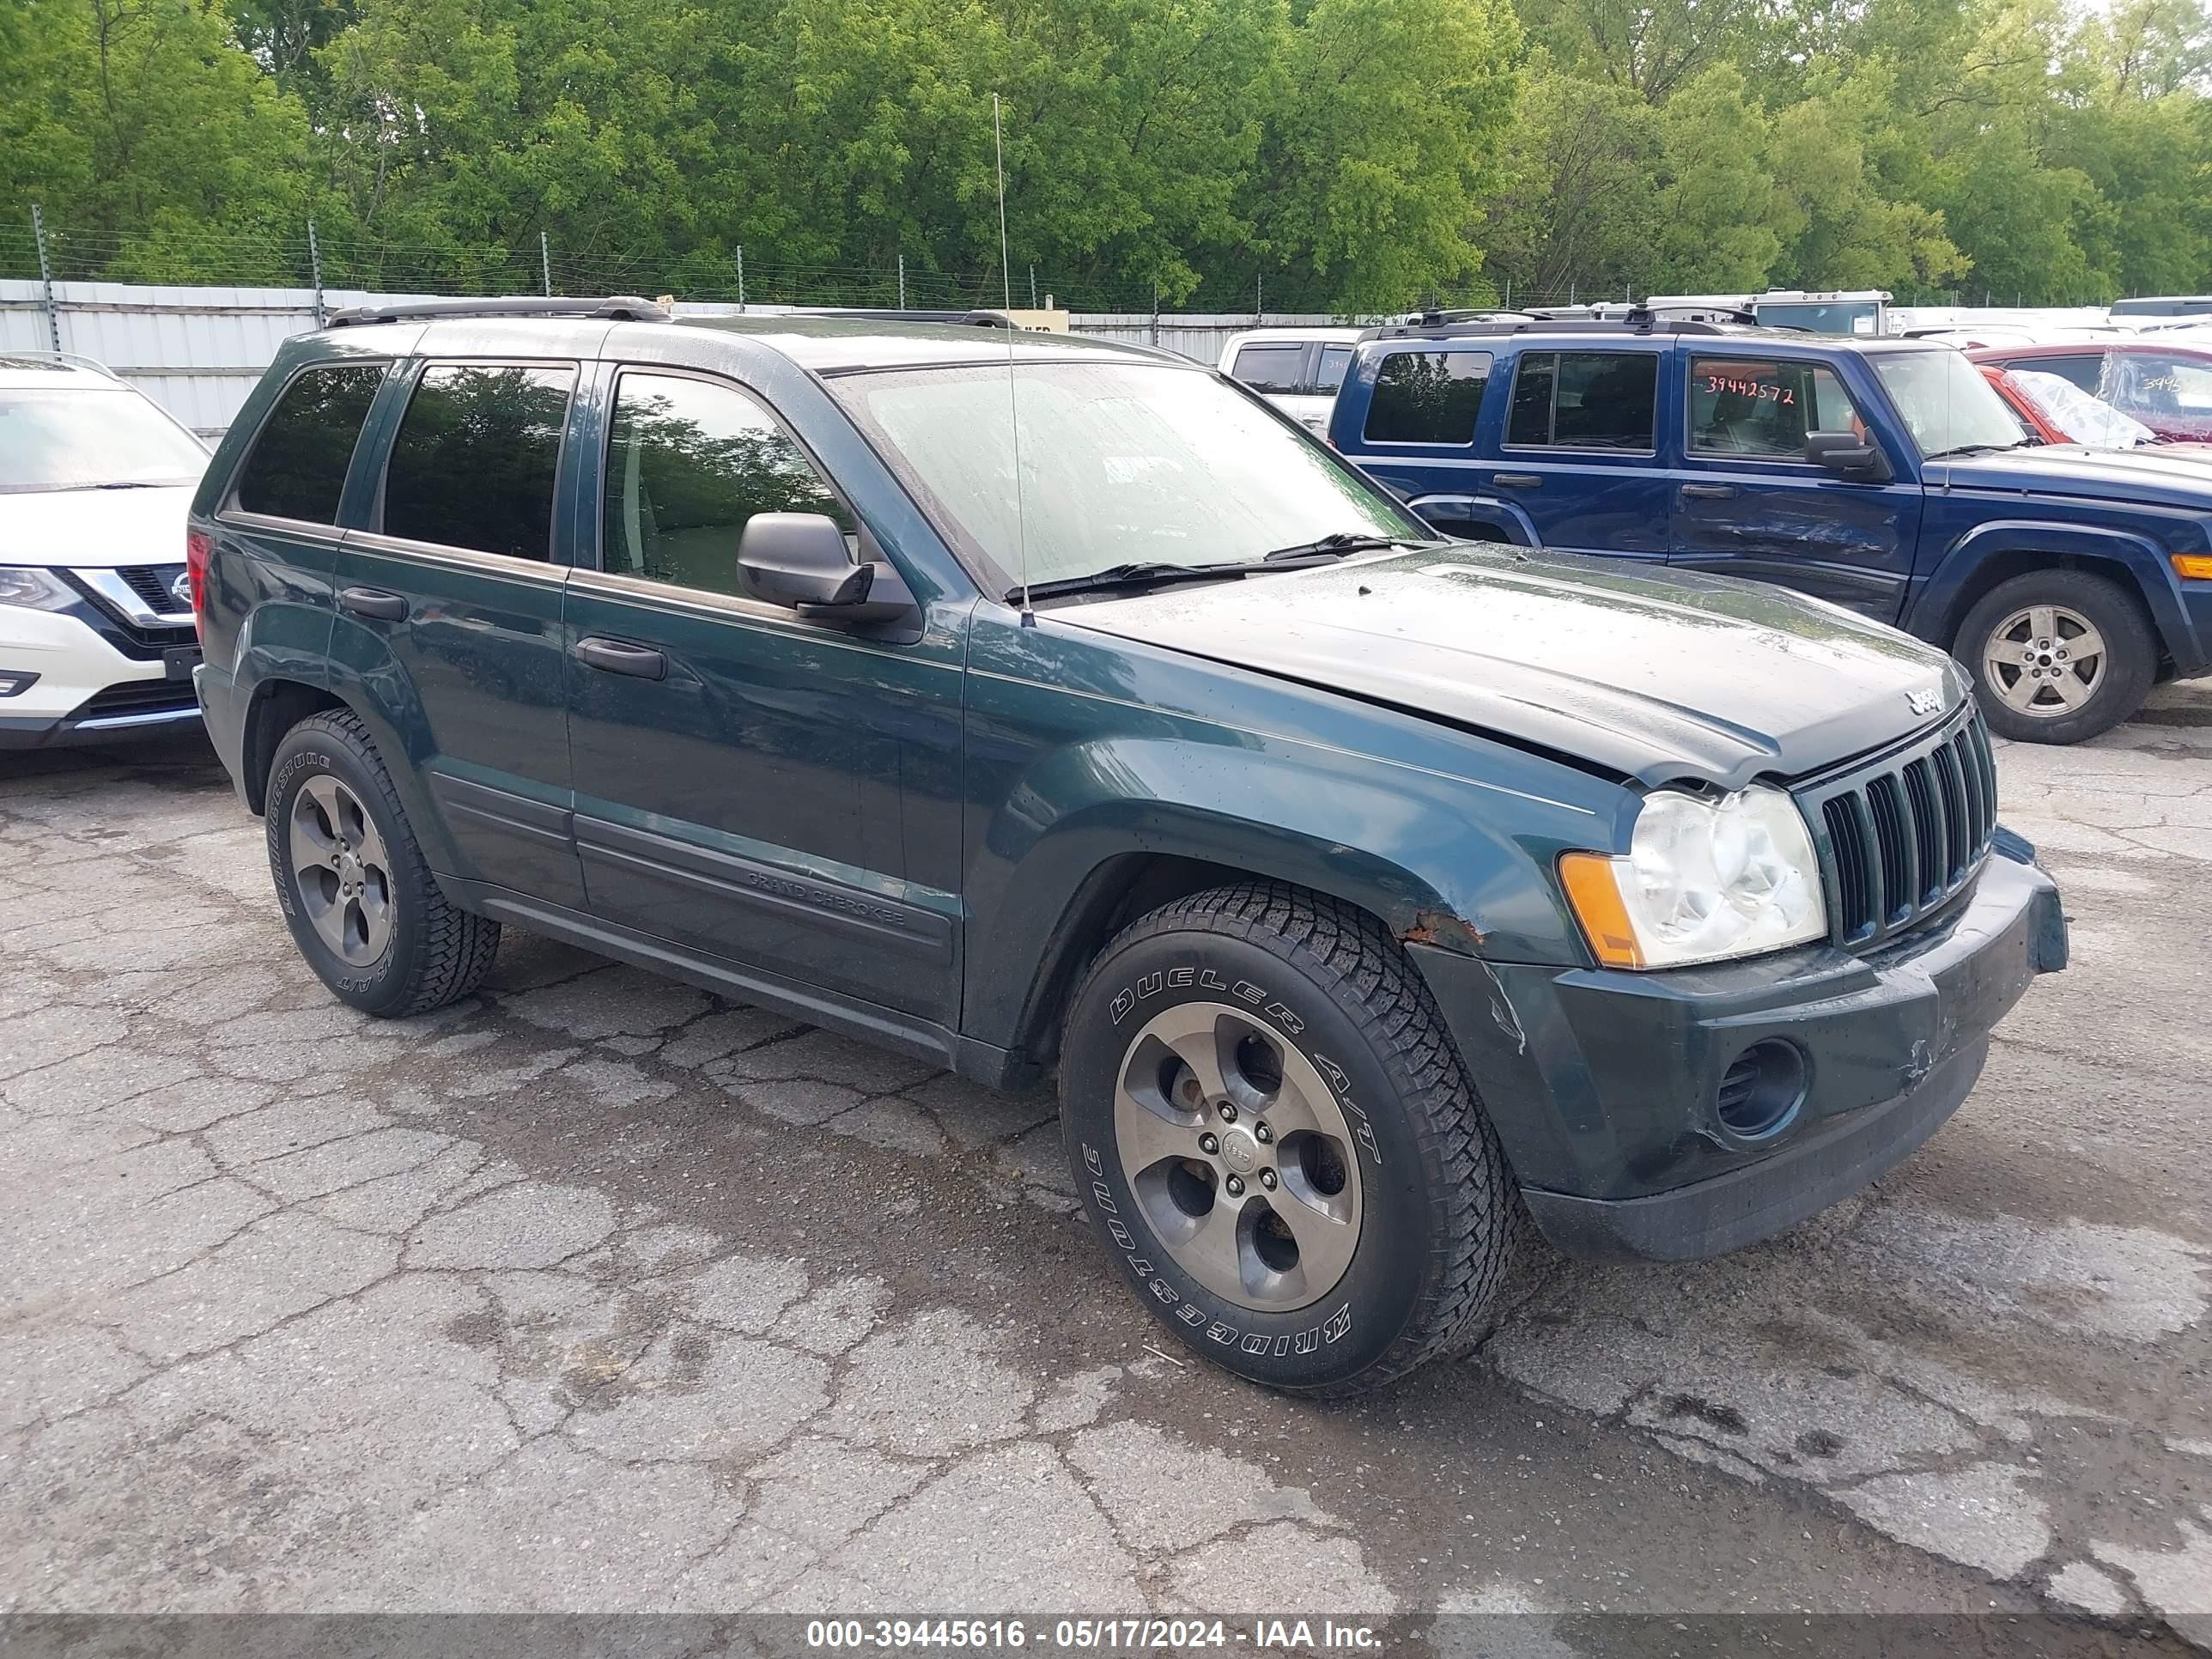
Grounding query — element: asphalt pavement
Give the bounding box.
[2,684,2207,1651]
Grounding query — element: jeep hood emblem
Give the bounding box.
[1906,688,1943,717]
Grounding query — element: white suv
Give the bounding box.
[1218,327,1364,433]
[1,354,210,748]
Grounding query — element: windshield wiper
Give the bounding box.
[1924,440,2033,460]
[1007,560,1252,604]
[1257,532,1419,562]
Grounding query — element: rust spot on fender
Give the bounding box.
[1398,909,1483,951]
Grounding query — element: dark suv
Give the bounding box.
[191,298,2066,1395]
[1328,314,2212,744]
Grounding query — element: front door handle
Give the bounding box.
[574,636,667,681]
[1492,472,1544,489]
[337,586,409,622]
[1680,483,1739,500]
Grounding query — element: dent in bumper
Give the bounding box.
[1414,847,2065,1260]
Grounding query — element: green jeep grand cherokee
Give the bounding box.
[189,298,2068,1395]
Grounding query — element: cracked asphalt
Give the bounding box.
[3,682,2209,1650]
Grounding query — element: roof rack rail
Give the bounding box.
[723,306,1018,329]
[325,295,671,328]
[1357,305,1756,343]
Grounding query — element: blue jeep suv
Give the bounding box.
[1328,314,2212,743]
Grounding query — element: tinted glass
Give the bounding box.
[1364,349,1492,444]
[383,365,574,559]
[1508,352,1656,449]
[828,361,1425,596]
[1316,345,1353,392]
[1687,357,1861,458]
[234,364,383,523]
[2011,354,2103,394]
[1230,344,1309,395]
[604,373,854,595]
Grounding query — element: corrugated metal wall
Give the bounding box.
[1,279,1346,435]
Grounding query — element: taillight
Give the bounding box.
[185,527,211,632]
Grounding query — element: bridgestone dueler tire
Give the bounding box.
[265,710,501,1018]
[1060,883,1516,1395]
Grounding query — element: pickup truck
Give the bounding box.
[1327,315,2212,742]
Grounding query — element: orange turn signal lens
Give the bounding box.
[2173,553,2212,582]
[1558,852,1645,969]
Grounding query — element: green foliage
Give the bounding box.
[1,0,2207,306]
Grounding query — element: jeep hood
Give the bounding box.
[0,484,194,568]
[1932,447,2212,509]
[1052,548,1966,791]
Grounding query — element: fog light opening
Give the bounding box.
[1716,1040,1807,1139]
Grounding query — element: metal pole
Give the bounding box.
[30,205,60,353]
[307,217,325,327]
[897,252,906,309]
[1029,264,1036,309]
[1151,280,1159,347]
[1504,277,1510,309]
[1255,272,1262,323]
[540,231,552,296]
[737,245,744,307]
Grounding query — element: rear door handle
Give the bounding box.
[337,586,409,622]
[1492,472,1543,489]
[574,636,667,681]
[1680,483,1739,500]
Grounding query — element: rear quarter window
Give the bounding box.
[1363,349,1492,445]
[1507,351,1657,451]
[232,363,386,524]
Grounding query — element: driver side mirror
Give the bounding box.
[737,512,916,627]
[1804,429,1893,483]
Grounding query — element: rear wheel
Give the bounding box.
[1959,568,2154,744]
[1060,883,1515,1395]
[265,710,501,1016]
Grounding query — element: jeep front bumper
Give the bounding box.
[1413,842,2066,1262]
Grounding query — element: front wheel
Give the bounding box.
[1060,884,1516,1395]
[1959,569,2155,744]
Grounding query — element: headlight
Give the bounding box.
[1559,785,1826,969]
[0,567,73,611]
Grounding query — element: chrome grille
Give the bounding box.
[1797,705,1997,947]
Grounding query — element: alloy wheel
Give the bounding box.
[1982,603,2107,719]
[288,775,394,966]
[1113,1001,1363,1311]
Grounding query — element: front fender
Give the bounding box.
[960,730,1613,1054]
[1905,519,2203,670]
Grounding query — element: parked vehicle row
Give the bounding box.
[187,297,2067,1395]
[0,355,209,747]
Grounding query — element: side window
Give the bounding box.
[1315,344,1353,394]
[232,364,385,524]
[1363,349,1492,445]
[382,364,575,560]
[1506,352,1657,451]
[1687,357,1862,458]
[602,372,854,598]
[1230,344,1310,396]
[2014,354,2103,395]
[2104,352,2212,420]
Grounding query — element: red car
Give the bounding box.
[1968,338,2212,442]
[1979,362,2212,458]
